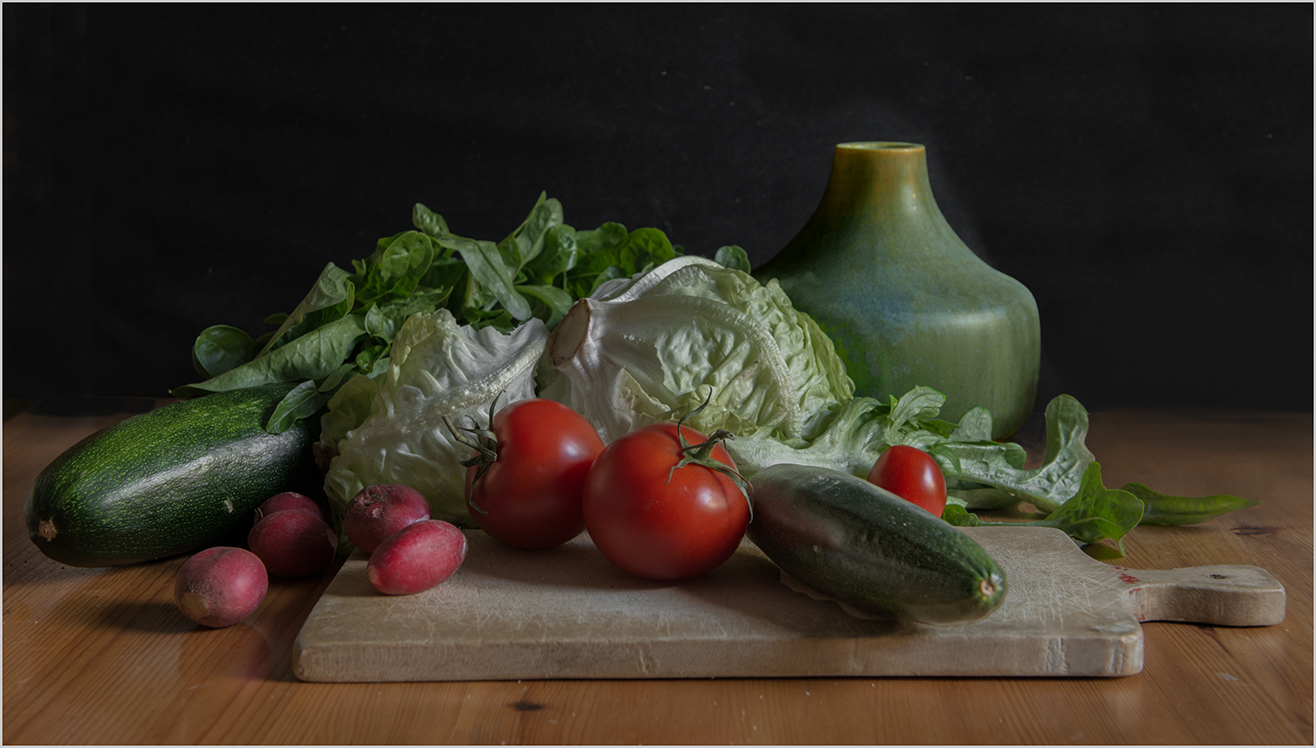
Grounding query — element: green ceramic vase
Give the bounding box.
[754,142,1040,439]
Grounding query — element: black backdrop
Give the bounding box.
[5,4,1312,415]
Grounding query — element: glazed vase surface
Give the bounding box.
[754,142,1040,439]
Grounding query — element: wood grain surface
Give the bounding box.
[3,401,1311,744]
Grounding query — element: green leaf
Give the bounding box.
[524,224,581,284]
[939,394,1096,513]
[318,363,358,393]
[412,203,449,238]
[352,231,436,306]
[575,226,676,277]
[173,314,368,397]
[354,341,389,373]
[942,504,980,526]
[883,386,946,444]
[461,306,517,333]
[259,262,355,356]
[943,463,1144,555]
[191,325,258,379]
[1121,482,1260,526]
[375,287,451,335]
[265,379,332,434]
[575,222,628,256]
[496,192,563,268]
[588,266,629,296]
[518,284,575,327]
[319,371,385,455]
[943,485,1025,511]
[1039,463,1144,552]
[713,245,752,272]
[949,407,995,442]
[419,256,468,296]
[440,235,533,321]
[364,304,395,341]
[556,223,684,298]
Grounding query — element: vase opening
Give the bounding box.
[837,142,921,152]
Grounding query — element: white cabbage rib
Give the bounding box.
[323,309,548,527]
[592,255,726,301]
[543,261,854,449]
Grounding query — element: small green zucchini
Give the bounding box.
[747,463,1007,625]
[25,383,322,567]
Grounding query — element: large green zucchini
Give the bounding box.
[25,383,322,567]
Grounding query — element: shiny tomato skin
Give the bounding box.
[464,399,605,550]
[866,445,948,516]
[583,422,749,582]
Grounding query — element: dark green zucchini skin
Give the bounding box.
[747,463,1007,625]
[25,383,322,567]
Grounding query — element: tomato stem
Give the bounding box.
[441,392,507,516]
[667,392,754,521]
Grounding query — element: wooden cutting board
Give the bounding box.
[292,526,1285,682]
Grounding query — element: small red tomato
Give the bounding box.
[460,399,605,550]
[583,422,749,581]
[867,445,947,516]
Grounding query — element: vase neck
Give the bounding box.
[816,142,938,221]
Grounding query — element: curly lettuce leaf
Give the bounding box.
[322,309,548,541]
[936,395,1096,513]
[542,257,854,446]
[944,463,1145,555]
[724,385,1105,518]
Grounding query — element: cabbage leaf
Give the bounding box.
[541,257,854,446]
[322,309,548,539]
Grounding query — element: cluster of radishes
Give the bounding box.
[342,483,467,596]
[173,491,335,628]
[173,485,467,629]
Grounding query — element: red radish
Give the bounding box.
[344,484,432,554]
[247,510,337,578]
[255,491,328,523]
[366,520,467,595]
[174,546,268,628]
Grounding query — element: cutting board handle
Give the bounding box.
[1117,564,1286,626]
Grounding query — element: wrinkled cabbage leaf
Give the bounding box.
[541,256,854,447]
[322,310,548,545]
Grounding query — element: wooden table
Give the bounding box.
[4,400,1311,744]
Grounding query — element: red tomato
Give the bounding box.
[462,399,605,550]
[867,445,948,516]
[582,422,750,581]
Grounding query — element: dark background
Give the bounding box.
[5,4,1312,415]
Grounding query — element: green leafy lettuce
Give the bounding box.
[174,194,687,433]
[540,256,855,445]
[943,463,1145,554]
[321,309,549,539]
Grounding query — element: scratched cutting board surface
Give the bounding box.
[292,526,1285,682]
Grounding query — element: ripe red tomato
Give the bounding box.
[582,422,750,581]
[461,398,605,550]
[867,445,948,516]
